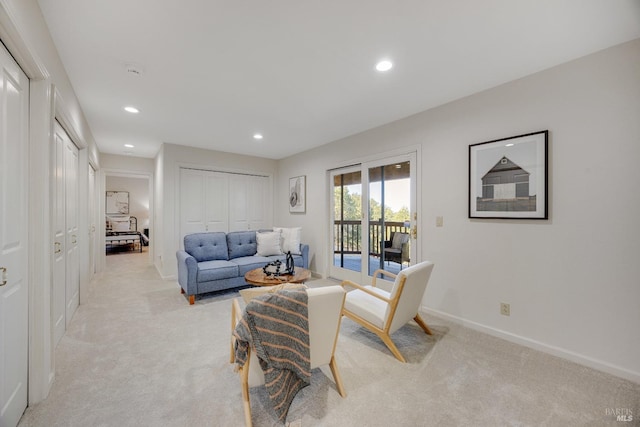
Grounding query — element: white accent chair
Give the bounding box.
[230,286,347,427]
[340,261,435,362]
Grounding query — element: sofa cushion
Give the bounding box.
[256,231,283,256]
[184,232,229,262]
[273,227,302,255]
[229,255,272,275]
[197,260,238,282]
[227,231,258,259]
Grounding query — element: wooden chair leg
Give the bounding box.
[189,295,195,305]
[414,313,433,335]
[380,333,406,363]
[230,301,237,363]
[180,287,185,294]
[240,367,253,427]
[329,356,347,397]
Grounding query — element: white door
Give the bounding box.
[0,41,29,427]
[64,136,79,326]
[179,168,229,244]
[330,152,418,283]
[205,172,228,232]
[228,175,249,231]
[51,123,66,346]
[229,174,270,231]
[88,165,96,281]
[247,175,269,230]
[179,168,271,239]
[51,121,79,345]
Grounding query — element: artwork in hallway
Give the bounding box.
[106,191,130,214]
[469,130,548,219]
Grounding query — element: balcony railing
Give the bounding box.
[334,220,409,256]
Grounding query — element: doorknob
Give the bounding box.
[1,267,6,286]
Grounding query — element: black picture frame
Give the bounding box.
[289,175,306,213]
[469,130,548,219]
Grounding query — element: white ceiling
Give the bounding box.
[37,0,640,159]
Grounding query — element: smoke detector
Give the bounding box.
[125,63,144,76]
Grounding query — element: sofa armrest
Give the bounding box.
[176,250,198,295]
[300,244,309,269]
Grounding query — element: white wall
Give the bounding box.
[1,0,100,404]
[275,39,640,382]
[100,153,155,173]
[155,143,277,278]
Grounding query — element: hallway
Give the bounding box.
[19,251,238,426]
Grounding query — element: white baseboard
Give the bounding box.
[423,306,640,384]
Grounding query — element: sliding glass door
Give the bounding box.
[330,167,363,282]
[330,152,417,283]
[368,159,413,275]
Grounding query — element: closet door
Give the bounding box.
[52,121,79,345]
[228,175,249,231]
[52,124,66,346]
[88,165,96,281]
[247,175,270,230]
[180,168,207,239]
[179,169,228,244]
[229,174,270,231]
[179,168,271,237]
[0,41,29,427]
[204,172,228,232]
[65,139,79,325]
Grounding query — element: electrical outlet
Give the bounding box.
[500,302,510,316]
[435,216,444,227]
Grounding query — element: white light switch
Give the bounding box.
[436,216,443,227]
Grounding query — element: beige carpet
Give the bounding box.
[18,251,639,427]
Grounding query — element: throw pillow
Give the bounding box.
[108,216,130,232]
[392,232,406,249]
[239,283,307,304]
[274,227,302,255]
[256,231,283,256]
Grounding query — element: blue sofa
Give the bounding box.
[176,230,309,304]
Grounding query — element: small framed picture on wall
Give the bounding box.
[289,176,306,213]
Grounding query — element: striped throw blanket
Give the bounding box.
[234,289,310,422]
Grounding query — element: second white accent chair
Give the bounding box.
[340,261,435,362]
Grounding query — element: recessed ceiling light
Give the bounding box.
[375,60,393,72]
[124,144,134,148]
[505,143,514,147]
[253,133,263,140]
[124,106,139,113]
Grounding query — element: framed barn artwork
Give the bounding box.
[469,131,548,219]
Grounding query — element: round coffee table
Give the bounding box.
[244,267,311,286]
